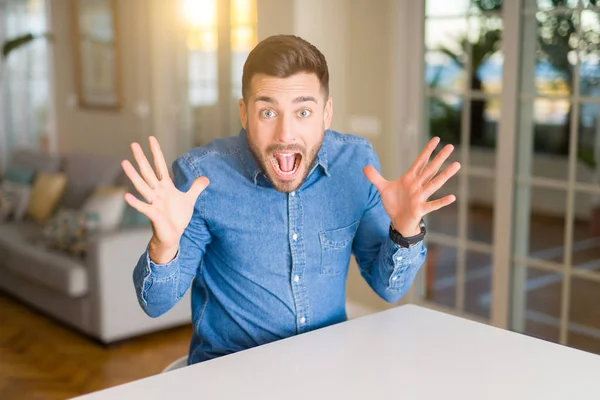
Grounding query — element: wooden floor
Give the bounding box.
[0,293,192,400]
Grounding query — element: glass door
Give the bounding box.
[512,0,600,354]
[412,0,600,355]
[417,0,504,323]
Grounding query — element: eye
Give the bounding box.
[298,109,312,118]
[260,109,276,119]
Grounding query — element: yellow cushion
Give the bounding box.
[26,172,68,224]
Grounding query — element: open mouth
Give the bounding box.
[270,152,302,180]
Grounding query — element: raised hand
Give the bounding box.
[121,136,209,263]
[363,137,461,237]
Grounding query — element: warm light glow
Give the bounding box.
[231,0,256,26]
[181,0,217,29]
[231,0,257,52]
[187,29,217,51]
[27,0,43,14]
[231,26,256,52]
[181,0,218,51]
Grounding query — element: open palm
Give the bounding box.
[363,137,461,237]
[121,136,209,250]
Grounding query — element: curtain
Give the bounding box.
[0,0,50,174]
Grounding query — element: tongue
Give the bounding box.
[275,154,295,172]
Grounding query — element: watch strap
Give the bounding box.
[389,219,426,248]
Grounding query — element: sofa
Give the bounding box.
[0,149,191,344]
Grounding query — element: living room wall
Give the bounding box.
[49,0,152,160]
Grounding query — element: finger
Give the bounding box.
[124,192,153,219]
[149,136,169,181]
[421,162,461,199]
[131,142,159,188]
[121,160,155,202]
[363,165,388,192]
[423,194,456,215]
[408,136,440,176]
[419,144,454,184]
[187,176,210,201]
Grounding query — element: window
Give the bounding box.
[423,0,504,321]
[181,0,219,107]
[0,0,51,172]
[180,0,257,106]
[230,0,257,99]
[179,0,257,144]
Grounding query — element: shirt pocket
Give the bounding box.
[319,221,360,276]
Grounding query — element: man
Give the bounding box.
[122,35,460,365]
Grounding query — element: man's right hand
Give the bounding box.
[121,136,209,264]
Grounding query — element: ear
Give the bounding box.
[323,97,333,130]
[238,98,248,130]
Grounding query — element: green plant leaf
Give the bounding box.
[2,34,35,58]
[2,32,53,59]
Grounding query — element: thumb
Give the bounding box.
[187,176,210,200]
[363,165,387,192]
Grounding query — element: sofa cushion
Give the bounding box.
[82,186,127,232]
[42,209,97,257]
[61,154,124,209]
[26,172,68,224]
[11,149,62,174]
[0,222,88,297]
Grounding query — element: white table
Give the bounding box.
[73,305,600,399]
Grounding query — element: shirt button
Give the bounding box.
[294,275,300,282]
[396,256,403,261]
[300,317,306,324]
[292,233,298,241]
[290,191,295,197]
[392,276,398,281]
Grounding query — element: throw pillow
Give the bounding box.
[42,209,99,257]
[26,172,68,224]
[4,165,35,184]
[0,181,32,222]
[81,186,127,232]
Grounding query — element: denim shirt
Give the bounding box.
[132,129,427,364]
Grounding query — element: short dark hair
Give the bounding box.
[242,35,329,100]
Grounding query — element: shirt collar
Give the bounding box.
[238,129,330,185]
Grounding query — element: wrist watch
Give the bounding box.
[389,218,426,248]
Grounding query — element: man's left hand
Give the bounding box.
[363,137,461,237]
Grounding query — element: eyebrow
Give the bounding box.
[254,96,319,104]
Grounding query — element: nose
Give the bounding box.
[274,114,296,144]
